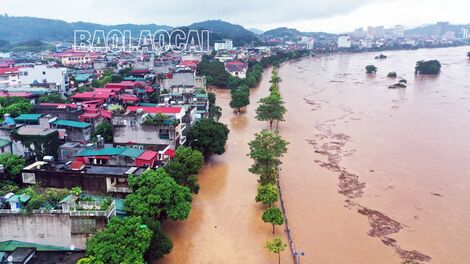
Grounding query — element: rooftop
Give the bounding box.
[14,114,43,122]
[15,126,58,136]
[127,106,183,114]
[0,241,77,252]
[75,147,144,159]
[51,120,91,129]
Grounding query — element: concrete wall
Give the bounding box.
[0,214,104,249]
[0,214,75,247]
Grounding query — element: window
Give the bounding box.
[22,172,36,184]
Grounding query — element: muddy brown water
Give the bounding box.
[159,46,470,264]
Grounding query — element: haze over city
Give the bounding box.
[1,0,470,32]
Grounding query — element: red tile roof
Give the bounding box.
[72,91,116,100]
[39,103,79,109]
[101,110,112,119]
[0,67,20,75]
[137,150,158,161]
[127,106,183,114]
[164,149,175,158]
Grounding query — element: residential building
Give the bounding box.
[224,61,248,78]
[393,25,405,38]
[337,35,352,48]
[214,39,234,51]
[18,65,69,94]
[21,159,146,195]
[112,106,188,150]
[0,67,20,88]
[50,119,92,142]
[52,51,104,66]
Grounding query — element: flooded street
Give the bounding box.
[161,46,470,264]
[159,68,290,264]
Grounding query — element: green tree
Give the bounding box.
[255,183,279,207]
[265,236,287,264]
[93,120,113,143]
[174,146,204,175]
[0,153,26,178]
[188,119,230,157]
[248,130,288,185]
[255,91,287,130]
[197,58,230,87]
[164,160,200,194]
[142,218,173,261]
[230,85,250,112]
[39,92,66,103]
[77,256,103,264]
[125,169,192,221]
[86,216,152,264]
[0,101,33,117]
[270,69,282,88]
[208,92,222,121]
[42,188,69,206]
[365,65,378,73]
[149,91,160,103]
[262,207,284,234]
[70,186,83,196]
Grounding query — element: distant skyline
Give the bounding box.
[1,0,470,33]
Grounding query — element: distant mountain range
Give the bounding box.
[0,15,469,46]
[0,15,172,43]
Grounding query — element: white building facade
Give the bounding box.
[19,65,68,93]
[214,39,234,51]
[337,35,352,48]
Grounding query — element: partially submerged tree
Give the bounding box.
[365,65,378,74]
[255,90,287,130]
[255,183,280,207]
[230,85,250,113]
[208,92,222,121]
[265,236,287,264]
[262,207,285,234]
[248,130,288,185]
[164,146,203,194]
[415,60,441,75]
[188,119,230,157]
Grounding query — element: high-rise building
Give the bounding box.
[366,26,384,39]
[444,31,455,40]
[435,22,449,37]
[393,25,405,38]
[354,27,365,37]
[461,28,469,39]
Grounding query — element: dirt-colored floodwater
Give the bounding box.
[158,68,291,264]
[160,46,470,264]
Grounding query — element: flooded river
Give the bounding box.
[161,46,470,264]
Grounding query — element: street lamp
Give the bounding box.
[294,251,305,264]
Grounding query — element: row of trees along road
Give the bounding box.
[80,115,229,263]
[248,66,289,264]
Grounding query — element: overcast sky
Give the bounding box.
[1,0,469,33]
